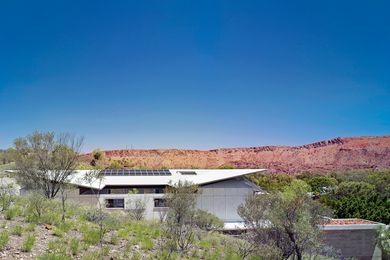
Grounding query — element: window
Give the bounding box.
[179,171,197,175]
[154,198,167,208]
[105,199,124,208]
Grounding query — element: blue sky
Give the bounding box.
[0,1,389,152]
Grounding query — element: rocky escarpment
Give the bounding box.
[84,136,390,174]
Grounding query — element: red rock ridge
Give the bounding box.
[83,136,390,174]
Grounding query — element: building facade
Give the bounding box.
[66,169,265,223]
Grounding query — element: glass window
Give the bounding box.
[154,198,167,208]
[105,199,125,208]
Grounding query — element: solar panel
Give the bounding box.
[100,169,171,176]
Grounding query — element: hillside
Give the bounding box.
[83,136,390,174]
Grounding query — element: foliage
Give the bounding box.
[126,197,146,221]
[4,206,18,220]
[92,149,105,161]
[238,180,331,260]
[69,238,80,255]
[81,224,101,245]
[12,225,23,236]
[217,164,235,169]
[321,181,390,223]
[164,180,199,251]
[194,209,224,230]
[13,131,83,198]
[0,179,16,212]
[0,231,9,251]
[25,192,50,222]
[247,173,295,191]
[21,234,35,252]
[297,173,338,194]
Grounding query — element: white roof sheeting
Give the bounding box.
[68,169,266,190]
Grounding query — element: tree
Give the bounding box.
[126,189,146,221]
[298,174,338,194]
[0,178,17,212]
[321,181,390,223]
[13,131,83,199]
[164,180,199,251]
[238,180,331,260]
[193,209,224,231]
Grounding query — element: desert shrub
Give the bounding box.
[42,210,62,226]
[194,209,224,230]
[126,197,146,220]
[47,239,68,255]
[21,234,35,252]
[25,192,49,222]
[52,227,65,238]
[83,209,107,223]
[247,173,295,191]
[165,181,199,251]
[0,180,16,212]
[11,225,23,236]
[140,237,154,251]
[69,238,80,255]
[0,231,9,251]
[25,223,36,232]
[110,232,120,245]
[81,224,100,245]
[4,206,17,220]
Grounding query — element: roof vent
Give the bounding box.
[179,171,197,175]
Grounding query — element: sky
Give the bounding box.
[0,1,389,152]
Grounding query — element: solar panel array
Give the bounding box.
[100,169,172,176]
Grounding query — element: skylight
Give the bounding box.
[179,171,197,175]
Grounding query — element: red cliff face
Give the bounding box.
[84,136,390,174]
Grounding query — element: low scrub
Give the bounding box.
[21,234,35,252]
[0,231,9,251]
[11,225,23,236]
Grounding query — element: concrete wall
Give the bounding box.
[196,178,259,222]
[322,229,382,260]
[66,177,259,222]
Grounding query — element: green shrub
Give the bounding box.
[110,232,119,245]
[69,238,80,255]
[194,209,224,230]
[4,206,17,220]
[47,239,67,255]
[11,225,23,236]
[81,225,100,245]
[52,227,65,237]
[0,231,9,251]
[21,234,35,252]
[25,223,36,232]
[140,237,154,251]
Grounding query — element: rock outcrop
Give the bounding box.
[83,136,390,174]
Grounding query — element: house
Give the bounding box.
[65,168,266,223]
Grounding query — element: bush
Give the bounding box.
[21,234,35,252]
[81,225,100,245]
[0,231,9,251]
[126,198,146,221]
[194,209,224,230]
[83,209,107,223]
[140,237,154,251]
[12,225,23,236]
[25,192,49,223]
[4,207,17,220]
[69,238,80,255]
[25,223,36,232]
